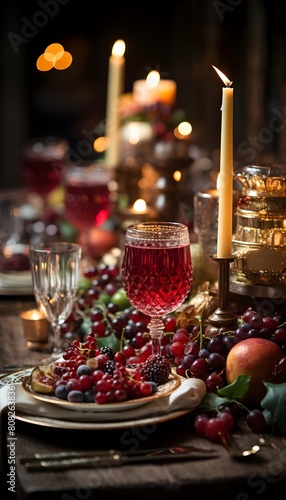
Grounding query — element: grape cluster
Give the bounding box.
[194,407,236,442]
[234,308,286,347]
[163,327,234,392]
[51,337,161,404]
[193,403,268,441]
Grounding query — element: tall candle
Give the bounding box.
[133,70,176,106]
[212,66,233,258]
[105,39,126,168]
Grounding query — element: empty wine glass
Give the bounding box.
[29,242,82,362]
[121,221,193,356]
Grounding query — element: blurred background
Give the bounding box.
[1,0,286,188]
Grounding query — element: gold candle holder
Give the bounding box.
[20,309,50,350]
[205,255,238,337]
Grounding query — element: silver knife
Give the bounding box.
[22,448,219,471]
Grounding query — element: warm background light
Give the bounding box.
[178,121,192,136]
[44,43,64,61]
[36,43,73,72]
[54,52,72,70]
[133,198,147,213]
[112,39,126,58]
[146,70,160,88]
[93,136,107,154]
[174,121,192,140]
[173,170,182,182]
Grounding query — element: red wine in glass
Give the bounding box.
[122,222,193,355]
[64,164,112,255]
[22,137,69,197]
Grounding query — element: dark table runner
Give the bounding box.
[2,413,286,500]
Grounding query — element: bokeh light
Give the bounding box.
[36,43,73,72]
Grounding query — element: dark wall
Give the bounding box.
[1,0,286,188]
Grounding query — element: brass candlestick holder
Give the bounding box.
[205,255,238,337]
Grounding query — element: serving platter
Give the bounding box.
[22,373,181,412]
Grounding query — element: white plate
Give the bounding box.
[0,270,33,296]
[22,373,181,412]
[14,407,191,430]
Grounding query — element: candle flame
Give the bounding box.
[112,39,126,58]
[212,65,232,87]
[146,70,160,88]
[133,199,147,213]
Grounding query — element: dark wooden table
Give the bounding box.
[1,295,286,500]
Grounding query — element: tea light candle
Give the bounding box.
[20,309,50,350]
[212,65,234,258]
[120,199,155,221]
[133,70,176,106]
[105,39,126,168]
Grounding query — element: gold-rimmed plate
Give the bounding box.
[22,373,181,412]
[15,407,191,430]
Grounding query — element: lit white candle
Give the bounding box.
[212,65,233,258]
[105,40,126,168]
[133,70,176,106]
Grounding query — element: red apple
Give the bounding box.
[225,338,284,406]
[78,227,119,260]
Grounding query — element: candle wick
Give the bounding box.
[226,81,233,88]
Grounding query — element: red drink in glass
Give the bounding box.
[64,165,111,230]
[22,137,69,197]
[122,243,192,316]
[122,221,192,355]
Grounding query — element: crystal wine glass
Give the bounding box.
[29,241,82,362]
[63,163,112,258]
[121,221,193,356]
[21,137,69,223]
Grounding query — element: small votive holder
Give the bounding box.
[20,309,50,350]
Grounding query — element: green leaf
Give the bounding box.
[260,381,286,433]
[95,333,121,352]
[217,375,250,400]
[198,392,233,413]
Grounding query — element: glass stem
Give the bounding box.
[148,316,164,356]
[52,323,62,358]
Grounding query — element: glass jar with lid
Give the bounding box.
[230,164,286,296]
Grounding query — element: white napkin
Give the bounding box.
[0,378,206,424]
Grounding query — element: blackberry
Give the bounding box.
[138,355,171,386]
[100,346,115,360]
[105,359,115,375]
